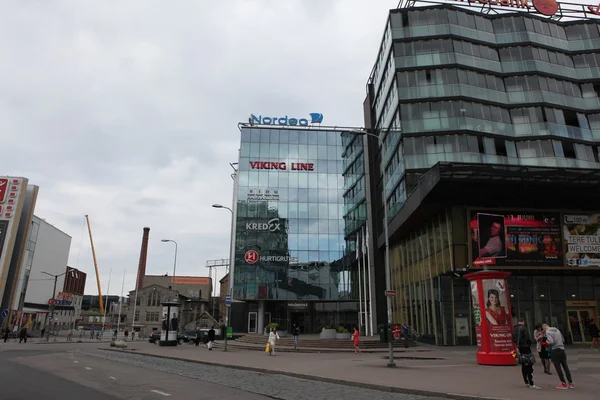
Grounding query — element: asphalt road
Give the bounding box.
[0,346,271,400]
[0,342,447,400]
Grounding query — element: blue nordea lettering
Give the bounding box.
[262,117,272,124]
[289,118,298,125]
[278,116,288,124]
[251,114,261,124]
[299,118,308,126]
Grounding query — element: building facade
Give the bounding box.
[362,2,600,345]
[8,215,73,332]
[231,123,368,334]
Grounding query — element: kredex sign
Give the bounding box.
[564,214,600,267]
[470,211,562,267]
[250,113,323,126]
[246,218,281,232]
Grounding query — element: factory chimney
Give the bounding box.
[136,227,150,289]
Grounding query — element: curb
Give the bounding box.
[98,347,507,400]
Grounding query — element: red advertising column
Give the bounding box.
[465,271,516,366]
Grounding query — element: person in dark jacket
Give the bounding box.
[589,320,600,350]
[18,327,27,343]
[291,324,300,349]
[3,328,9,342]
[207,326,216,350]
[513,317,540,390]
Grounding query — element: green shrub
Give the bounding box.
[336,326,349,334]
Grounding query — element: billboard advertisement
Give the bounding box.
[470,211,562,267]
[481,278,513,353]
[564,214,600,267]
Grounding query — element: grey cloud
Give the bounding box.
[1,0,390,294]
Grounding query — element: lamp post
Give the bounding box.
[41,270,66,342]
[161,239,178,289]
[349,129,395,368]
[212,203,233,352]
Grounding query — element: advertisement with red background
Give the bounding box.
[470,211,562,267]
[0,178,8,203]
[481,279,514,353]
[470,281,482,351]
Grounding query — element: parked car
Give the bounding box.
[148,330,192,345]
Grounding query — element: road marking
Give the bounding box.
[109,376,117,380]
[150,390,171,396]
[73,361,79,364]
[85,367,92,370]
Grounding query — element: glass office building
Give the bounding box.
[362,2,600,345]
[231,124,367,334]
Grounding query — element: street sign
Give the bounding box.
[225,294,232,307]
[385,290,397,297]
[1,309,8,318]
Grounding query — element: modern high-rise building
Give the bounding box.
[229,119,372,334]
[362,1,600,345]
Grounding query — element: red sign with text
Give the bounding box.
[0,178,8,203]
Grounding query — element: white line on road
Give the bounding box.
[150,390,171,396]
[109,376,117,380]
[85,367,92,370]
[73,361,79,364]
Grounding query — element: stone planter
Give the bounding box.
[320,329,337,339]
[335,332,352,340]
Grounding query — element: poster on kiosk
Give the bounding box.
[465,271,516,365]
[159,302,180,346]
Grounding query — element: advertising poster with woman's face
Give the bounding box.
[482,279,514,353]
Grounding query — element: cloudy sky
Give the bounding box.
[1,0,394,296]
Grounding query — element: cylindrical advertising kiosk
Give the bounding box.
[159,300,180,347]
[465,271,516,365]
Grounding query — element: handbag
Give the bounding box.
[265,342,271,353]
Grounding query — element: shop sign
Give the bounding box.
[245,218,281,232]
[249,161,314,171]
[0,178,7,203]
[244,249,298,264]
[566,301,595,307]
[288,302,309,310]
[470,211,563,267]
[250,113,323,126]
[247,188,279,201]
[445,0,560,16]
[564,214,600,267]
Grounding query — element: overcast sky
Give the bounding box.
[1,0,394,296]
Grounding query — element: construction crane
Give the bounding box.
[85,215,105,316]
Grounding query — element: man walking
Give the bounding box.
[513,317,540,390]
[543,323,574,389]
[291,324,300,350]
[401,322,410,349]
[207,326,215,351]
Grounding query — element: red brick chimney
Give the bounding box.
[137,227,150,289]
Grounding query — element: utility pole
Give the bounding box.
[41,271,66,342]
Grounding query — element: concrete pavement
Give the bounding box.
[101,341,600,399]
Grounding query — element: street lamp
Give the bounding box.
[212,203,233,352]
[161,239,178,289]
[349,129,396,368]
[41,270,67,342]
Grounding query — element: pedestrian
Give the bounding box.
[207,326,215,351]
[41,328,45,338]
[3,327,9,343]
[67,328,72,342]
[267,327,279,356]
[291,324,300,350]
[513,317,540,389]
[352,326,361,354]
[401,321,410,349]
[588,320,600,350]
[124,329,128,340]
[534,323,552,375]
[195,326,201,347]
[543,323,574,389]
[18,327,27,344]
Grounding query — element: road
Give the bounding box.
[0,342,446,400]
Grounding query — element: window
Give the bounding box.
[147,291,161,307]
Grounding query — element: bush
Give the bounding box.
[336,326,349,334]
[268,322,279,330]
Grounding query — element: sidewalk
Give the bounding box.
[101,342,600,399]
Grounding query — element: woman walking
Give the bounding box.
[267,327,279,356]
[352,326,361,354]
[589,320,600,350]
[534,323,552,375]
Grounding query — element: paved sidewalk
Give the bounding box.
[101,342,600,399]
